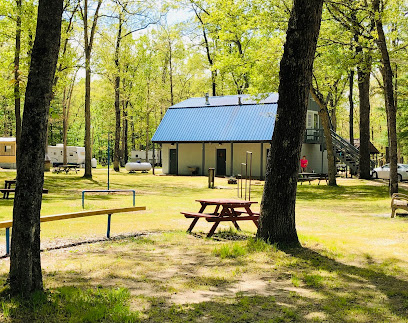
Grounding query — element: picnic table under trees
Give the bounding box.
[181,199,259,237]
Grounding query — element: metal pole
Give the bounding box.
[152,143,155,175]
[248,151,252,201]
[133,190,135,206]
[241,163,245,199]
[107,214,112,238]
[107,133,110,190]
[245,152,248,200]
[82,191,85,209]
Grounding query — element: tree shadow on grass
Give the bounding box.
[1,235,408,322]
[296,183,396,201]
[283,246,408,321]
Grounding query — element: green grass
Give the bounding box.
[0,170,407,321]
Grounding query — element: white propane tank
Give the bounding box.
[91,158,97,168]
[125,162,152,172]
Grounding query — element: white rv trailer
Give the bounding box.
[48,144,85,166]
[130,149,161,166]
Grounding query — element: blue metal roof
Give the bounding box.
[152,102,277,143]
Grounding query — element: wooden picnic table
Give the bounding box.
[1,188,48,199]
[3,180,16,199]
[298,173,328,185]
[181,198,259,237]
[53,164,80,174]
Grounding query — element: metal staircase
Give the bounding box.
[330,129,375,173]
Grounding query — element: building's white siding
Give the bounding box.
[161,142,327,178]
[300,144,328,173]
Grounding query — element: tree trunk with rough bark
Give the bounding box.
[9,0,62,296]
[358,59,372,179]
[310,89,337,186]
[257,0,323,246]
[62,88,68,165]
[113,11,123,172]
[14,0,22,163]
[82,0,102,178]
[373,0,398,195]
[349,70,354,145]
[122,100,128,165]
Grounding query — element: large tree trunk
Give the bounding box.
[82,0,102,178]
[373,0,398,194]
[113,11,123,172]
[62,74,76,165]
[257,0,323,246]
[349,70,354,145]
[14,0,22,163]
[122,100,128,165]
[84,49,92,177]
[168,39,174,106]
[62,88,68,165]
[358,58,372,179]
[193,6,217,96]
[9,0,62,296]
[310,89,337,186]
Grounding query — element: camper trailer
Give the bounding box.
[48,144,85,166]
[0,137,16,169]
[130,149,161,166]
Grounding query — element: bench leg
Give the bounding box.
[232,221,241,231]
[187,218,199,233]
[253,219,259,228]
[391,207,396,218]
[207,221,220,237]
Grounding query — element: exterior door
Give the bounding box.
[216,149,226,176]
[169,149,177,174]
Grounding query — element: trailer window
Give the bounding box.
[0,144,15,156]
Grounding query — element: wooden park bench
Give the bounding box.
[391,193,408,218]
[0,206,146,255]
[1,188,48,199]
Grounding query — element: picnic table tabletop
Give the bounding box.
[195,198,258,207]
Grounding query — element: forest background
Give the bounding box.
[0,0,407,168]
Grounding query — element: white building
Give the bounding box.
[152,94,328,178]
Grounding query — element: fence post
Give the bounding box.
[208,168,215,188]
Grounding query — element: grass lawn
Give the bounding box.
[0,169,407,322]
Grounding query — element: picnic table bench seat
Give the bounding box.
[181,211,259,222]
[391,193,408,218]
[181,212,219,219]
[1,188,48,199]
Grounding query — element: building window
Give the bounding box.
[0,144,15,156]
[307,111,319,129]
